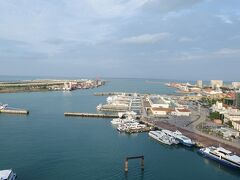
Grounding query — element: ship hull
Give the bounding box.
[149,132,172,145]
[198,149,240,169]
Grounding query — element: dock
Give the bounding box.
[0,109,29,115]
[64,112,119,118]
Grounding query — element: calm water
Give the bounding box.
[0,78,239,180]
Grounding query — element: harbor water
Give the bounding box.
[0,78,239,179]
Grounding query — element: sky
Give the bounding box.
[0,0,240,80]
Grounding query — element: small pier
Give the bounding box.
[0,109,29,115]
[124,156,144,172]
[64,112,119,118]
[140,119,155,127]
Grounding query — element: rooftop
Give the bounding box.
[149,97,167,105]
[151,107,174,112]
[177,109,191,112]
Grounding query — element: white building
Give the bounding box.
[148,96,170,108]
[211,80,223,89]
[216,127,239,138]
[151,107,173,116]
[196,80,203,88]
[171,108,191,116]
[232,121,240,131]
[211,101,226,114]
[232,82,240,89]
[224,109,240,122]
[211,102,240,132]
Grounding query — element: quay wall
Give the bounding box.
[64,112,119,118]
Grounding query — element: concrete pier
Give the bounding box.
[64,112,119,118]
[0,109,29,115]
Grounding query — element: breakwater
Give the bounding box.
[0,109,29,115]
[64,112,119,118]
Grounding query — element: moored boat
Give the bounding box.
[162,129,194,146]
[111,118,137,125]
[0,103,8,110]
[0,169,17,180]
[161,129,179,144]
[198,146,240,169]
[148,131,173,145]
[171,130,195,147]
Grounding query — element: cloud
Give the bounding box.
[141,0,203,13]
[119,32,171,44]
[86,0,146,18]
[215,15,233,24]
[173,48,240,62]
[178,37,195,42]
[214,48,240,56]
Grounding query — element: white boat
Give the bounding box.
[107,95,130,104]
[96,104,102,111]
[0,169,16,180]
[129,123,146,130]
[117,124,128,132]
[118,111,137,118]
[149,131,173,145]
[161,129,179,144]
[198,146,240,169]
[0,104,8,110]
[111,118,137,125]
[172,130,195,147]
[117,122,144,132]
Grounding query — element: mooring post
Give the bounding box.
[124,159,129,172]
[141,157,144,170]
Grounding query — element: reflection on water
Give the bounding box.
[200,155,240,177]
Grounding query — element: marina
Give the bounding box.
[0,78,240,180]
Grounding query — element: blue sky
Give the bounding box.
[0,0,240,80]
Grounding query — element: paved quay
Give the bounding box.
[149,120,240,154]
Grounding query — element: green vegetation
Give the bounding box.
[201,97,224,107]
[225,121,234,128]
[209,111,220,120]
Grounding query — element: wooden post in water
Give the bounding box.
[141,156,144,171]
[124,155,144,172]
[124,159,129,172]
